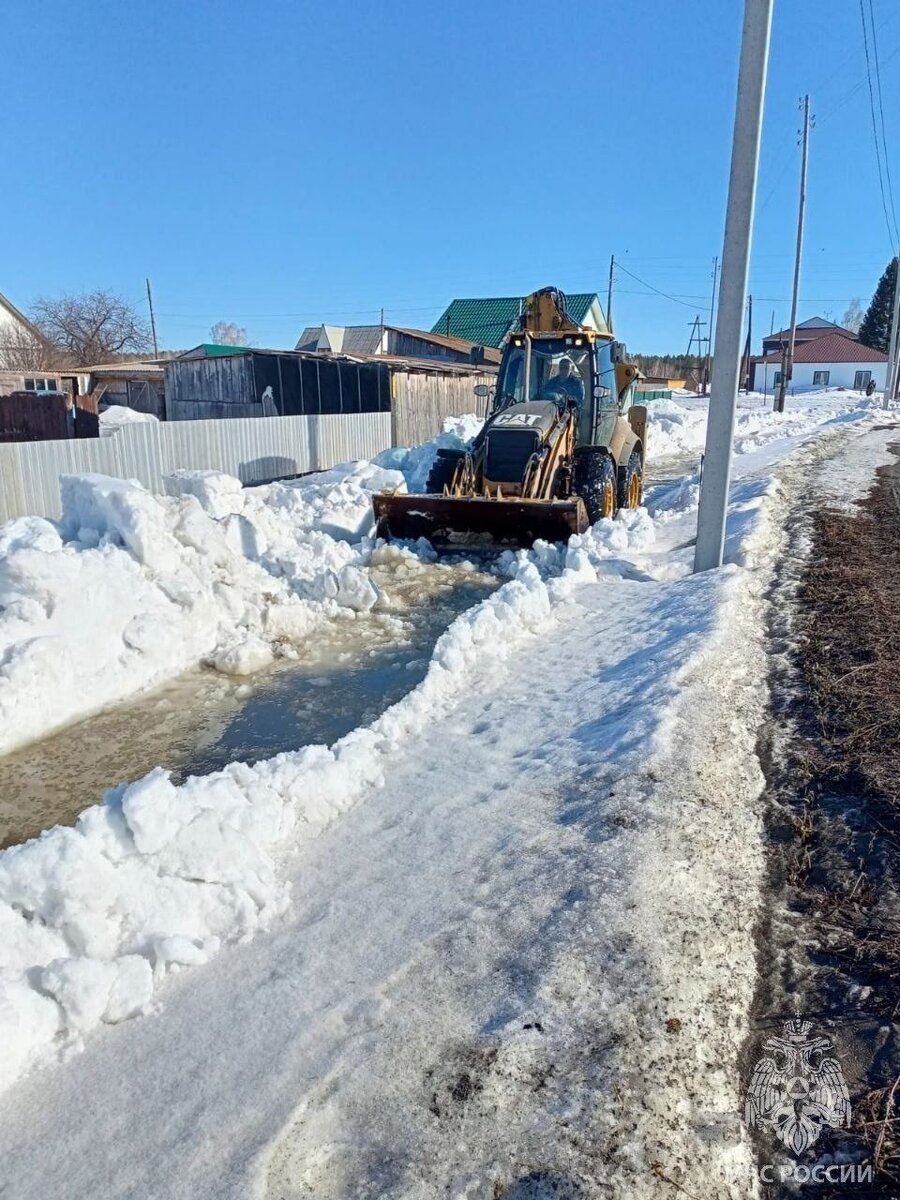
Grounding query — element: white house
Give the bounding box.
[0,290,61,395]
[751,331,887,395]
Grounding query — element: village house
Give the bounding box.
[0,291,66,396]
[751,328,887,395]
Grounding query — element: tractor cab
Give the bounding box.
[490,330,636,449]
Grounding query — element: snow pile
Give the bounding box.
[646,391,880,459]
[376,413,483,492]
[0,464,406,755]
[98,406,159,437]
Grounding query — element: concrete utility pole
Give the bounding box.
[883,259,900,409]
[607,254,615,332]
[145,278,159,358]
[694,0,773,574]
[775,95,811,414]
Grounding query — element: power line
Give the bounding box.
[867,0,900,246]
[859,0,900,250]
[613,262,699,310]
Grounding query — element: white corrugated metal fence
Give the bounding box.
[0,412,392,524]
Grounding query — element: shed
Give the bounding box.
[165,348,392,421]
[77,360,167,417]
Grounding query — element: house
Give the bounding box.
[0,291,64,396]
[761,316,858,357]
[751,331,887,394]
[431,293,609,348]
[293,324,501,367]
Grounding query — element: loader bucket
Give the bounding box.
[372,492,588,549]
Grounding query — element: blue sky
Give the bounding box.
[3,0,899,354]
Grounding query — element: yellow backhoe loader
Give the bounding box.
[372,286,646,547]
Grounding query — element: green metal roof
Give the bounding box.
[198,342,251,356]
[431,293,601,348]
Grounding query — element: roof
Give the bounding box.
[388,326,502,364]
[177,343,252,359]
[295,322,501,363]
[0,290,43,342]
[431,293,602,348]
[764,317,857,343]
[79,360,165,376]
[758,331,887,364]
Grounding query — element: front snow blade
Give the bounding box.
[372,493,588,548]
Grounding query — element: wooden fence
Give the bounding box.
[391,371,491,446]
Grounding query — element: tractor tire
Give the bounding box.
[573,448,617,525]
[425,448,465,494]
[617,449,643,510]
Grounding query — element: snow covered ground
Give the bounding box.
[0,390,893,1198]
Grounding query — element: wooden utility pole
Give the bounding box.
[607,254,615,332]
[741,294,753,391]
[145,278,159,358]
[702,255,719,394]
[686,316,707,388]
[775,95,811,413]
[883,259,900,408]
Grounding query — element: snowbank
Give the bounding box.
[0,464,405,757]
[98,406,159,437]
[375,413,483,492]
[646,390,881,458]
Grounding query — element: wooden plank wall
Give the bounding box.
[164,355,256,412]
[391,371,494,445]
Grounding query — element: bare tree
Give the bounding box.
[841,298,864,334]
[209,320,250,346]
[31,290,153,365]
[0,322,53,371]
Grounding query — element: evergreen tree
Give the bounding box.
[859,257,898,352]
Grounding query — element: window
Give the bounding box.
[773,371,782,387]
[23,377,58,392]
[854,370,872,390]
[812,370,830,386]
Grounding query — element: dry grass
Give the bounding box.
[798,484,900,799]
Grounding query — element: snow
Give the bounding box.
[98,406,159,437]
[0,463,407,756]
[0,397,896,1196]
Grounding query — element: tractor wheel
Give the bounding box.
[617,449,643,510]
[573,449,617,524]
[425,448,465,494]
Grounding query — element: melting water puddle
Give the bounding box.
[0,557,499,848]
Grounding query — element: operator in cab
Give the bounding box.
[545,356,585,407]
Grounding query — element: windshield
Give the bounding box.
[494,338,591,411]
